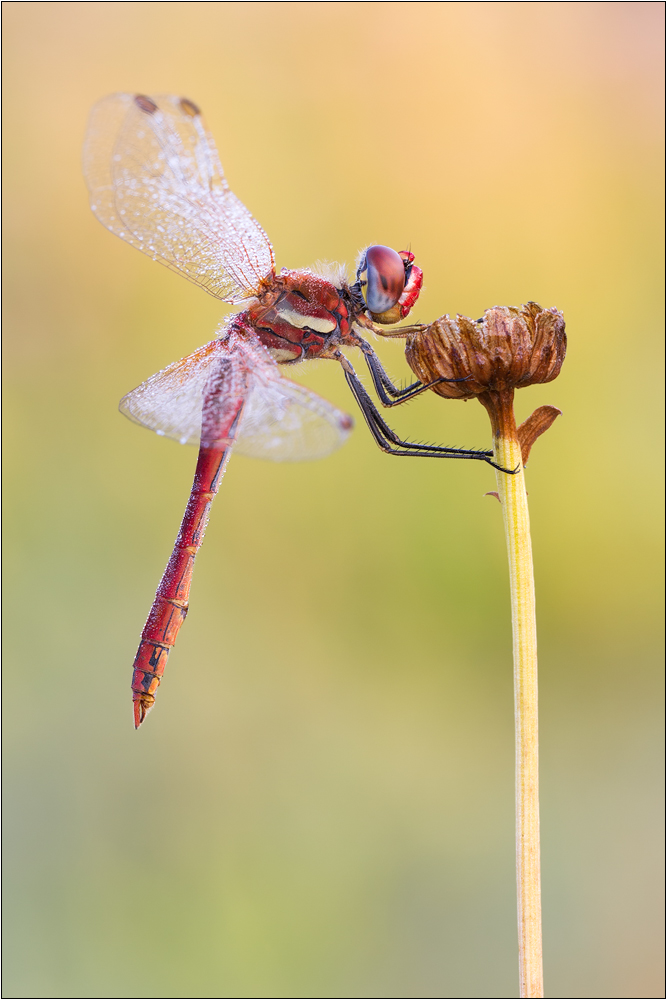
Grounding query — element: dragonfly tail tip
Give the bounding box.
[133,695,154,729]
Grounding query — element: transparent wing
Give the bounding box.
[83,93,275,302]
[119,337,353,461]
[120,339,234,447]
[235,374,353,462]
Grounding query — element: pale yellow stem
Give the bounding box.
[484,391,544,998]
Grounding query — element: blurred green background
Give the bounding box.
[3,3,663,997]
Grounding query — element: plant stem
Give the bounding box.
[481,389,544,999]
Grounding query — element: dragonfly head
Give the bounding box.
[353,245,423,324]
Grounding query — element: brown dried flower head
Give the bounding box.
[406,301,566,399]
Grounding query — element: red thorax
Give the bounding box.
[243,270,358,363]
[242,256,423,364]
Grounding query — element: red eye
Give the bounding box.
[364,245,406,315]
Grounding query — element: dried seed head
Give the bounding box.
[406,301,566,399]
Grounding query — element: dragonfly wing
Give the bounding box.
[120,326,352,460]
[119,337,248,448]
[83,93,275,302]
[234,375,354,462]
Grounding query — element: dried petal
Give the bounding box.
[517,405,562,465]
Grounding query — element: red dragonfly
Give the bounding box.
[84,93,497,728]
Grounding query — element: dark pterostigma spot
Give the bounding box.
[134,94,158,115]
[180,98,201,117]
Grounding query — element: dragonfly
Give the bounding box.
[84,93,500,728]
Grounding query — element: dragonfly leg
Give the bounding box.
[355,316,429,338]
[349,333,470,407]
[334,351,519,473]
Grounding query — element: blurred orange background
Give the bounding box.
[3,3,664,997]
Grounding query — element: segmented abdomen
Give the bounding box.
[131,443,232,727]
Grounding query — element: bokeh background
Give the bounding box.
[3,3,663,997]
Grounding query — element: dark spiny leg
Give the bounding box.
[334,352,518,472]
[351,334,469,407]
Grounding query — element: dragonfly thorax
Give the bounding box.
[246,269,359,364]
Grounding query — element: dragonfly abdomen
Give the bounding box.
[131,445,232,728]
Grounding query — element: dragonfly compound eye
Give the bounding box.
[363,245,406,316]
